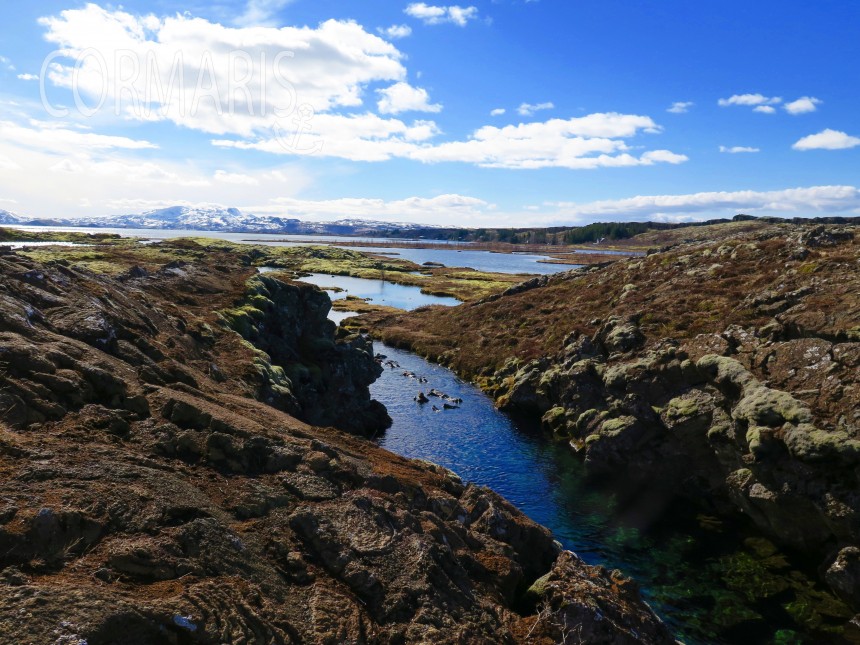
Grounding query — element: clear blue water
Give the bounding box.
[258,270,461,310]
[368,342,848,644]
[373,342,611,546]
[338,246,577,275]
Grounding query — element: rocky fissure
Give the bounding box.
[0,250,672,644]
[360,223,860,632]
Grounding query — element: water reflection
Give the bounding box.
[294,272,461,310]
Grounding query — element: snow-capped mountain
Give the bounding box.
[75,206,303,233]
[0,206,438,235]
[0,209,24,225]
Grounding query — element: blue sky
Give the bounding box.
[0,0,858,225]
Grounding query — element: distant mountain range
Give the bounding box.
[0,206,436,236]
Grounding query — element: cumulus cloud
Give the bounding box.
[39,5,406,137]
[0,99,315,221]
[719,145,760,154]
[518,102,554,116]
[404,3,478,26]
[379,24,412,39]
[214,170,259,185]
[16,73,38,81]
[718,93,782,107]
[667,101,693,114]
[546,185,860,223]
[215,112,686,170]
[490,108,506,116]
[377,82,442,114]
[753,105,777,114]
[793,129,860,151]
[784,96,822,115]
[0,120,157,153]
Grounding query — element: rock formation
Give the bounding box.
[363,223,860,624]
[0,249,671,644]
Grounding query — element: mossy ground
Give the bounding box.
[2,229,524,302]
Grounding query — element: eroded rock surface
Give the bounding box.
[0,251,671,644]
[363,223,860,618]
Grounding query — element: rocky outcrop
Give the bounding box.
[0,251,671,644]
[218,272,390,435]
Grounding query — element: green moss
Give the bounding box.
[717,551,791,602]
[599,415,637,437]
[218,305,265,338]
[666,396,700,419]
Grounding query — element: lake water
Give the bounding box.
[344,246,578,275]
[7,225,576,275]
[2,241,88,249]
[298,273,461,310]
[258,268,461,310]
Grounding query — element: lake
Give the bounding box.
[258,268,462,310]
[8,225,577,275]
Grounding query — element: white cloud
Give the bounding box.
[377,82,442,114]
[719,145,760,154]
[421,115,685,170]
[40,5,406,137]
[379,24,412,39]
[793,129,860,151]
[0,155,20,170]
[213,111,439,161]
[667,101,693,114]
[215,111,686,170]
[546,185,860,223]
[234,0,293,27]
[518,102,554,116]
[0,55,14,71]
[718,93,782,107]
[36,6,683,173]
[0,130,313,221]
[404,3,478,26]
[253,193,492,224]
[214,170,259,185]
[242,184,860,226]
[49,159,84,173]
[753,105,777,114]
[784,96,822,115]
[16,73,38,81]
[0,120,157,153]
[490,108,506,116]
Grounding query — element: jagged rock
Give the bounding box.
[0,252,670,644]
[519,551,674,644]
[596,315,645,354]
[826,547,860,610]
[362,223,860,635]
[219,274,391,435]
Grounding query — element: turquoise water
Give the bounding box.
[369,342,850,644]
